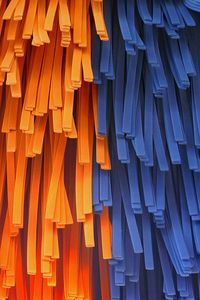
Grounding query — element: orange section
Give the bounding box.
[0,2,112,299]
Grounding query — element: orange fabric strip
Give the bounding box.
[44,0,59,32]
[45,134,67,220]
[83,214,95,247]
[97,224,111,300]
[100,207,112,259]
[22,0,38,39]
[12,133,27,227]
[73,0,83,44]
[27,154,42,275]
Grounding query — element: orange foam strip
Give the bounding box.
[6,131,17,153]
[45,134,67,220]
[69,0,75,28]
[7,18,19,41]
[0,1,7,37]
[6,59,17,85]
[0,86,3,109]
[6,237,16,281]
[44,0,59,32]
[91,0,108,40]
[81,245,92,300]
[64,43,74,92]
[42,279,53,300]
[100,136,111,170]
[37,0,50,44]
[33,271,43,300]
[27,155,42,275]
[73,0,83,44]
[29,277,34,300]
[50,29,63,109]
[0,137,6,216]
[15,237,28,300]
[57,164,73,227]
[20,107,31,132]
[52,109,62,133]
[82,12,93,82]
[25,132,35,158]
[8,98,18,132]
[32,206,43,300]
[52,224,60,259]
[77,82,90,164]
[60,30,71,47]
[0,271,8,299]
[68,221,81,298]
[2,90,13,133]
[0,41,15,72]
[32,11,43,46]
[3,0,20,20]
[54,257,63,300]
[14,33,26,57]
[83,161,93,214]
[32,115,47,155]
[41,136,53,273]
[24,46,44,111]
[22,0,38,39]
[66,117,77,139]
[53,179,61,224]
[75,155,85,222]
[8,58,21,98]
[92,83,99,137]
[36,31,57,114]
[71,46,82,88]
[62,227,70,300]
[58,0,71,32]
[77,260,84,299]
[79,0,88,48]
[97,226,111,300]
[1,92,18,135]
[0,21,9,73]
[6,152,18,236]
[10,60,21,97]
[62,91,74,132]
[43,217,54,260]
[100,207,112,259]
[64,192,73,226]
[83,102,94,216]
[83,214,95,247]
[48,116,54,154]
[47,260,56,286]
[57,166,71,227]
[96,137,106,164]
[0,212,10,270]
[14,0,25,20]
[12,132,27,227]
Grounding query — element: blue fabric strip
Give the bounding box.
[142,206,154,270]
[98,75,108,136]
[127,146,142,213]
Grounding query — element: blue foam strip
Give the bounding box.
[98,76,108,136]
[127,146,142,212]
[136,0,152,24]
[142,206,154,270]
[144,67,154,166]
